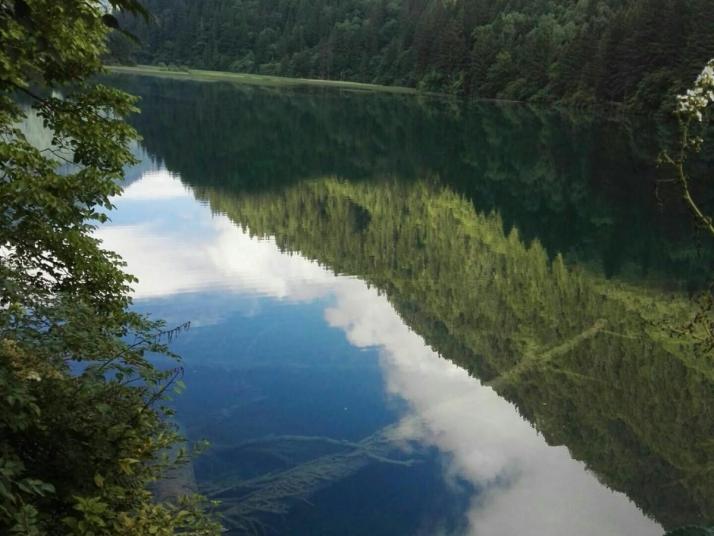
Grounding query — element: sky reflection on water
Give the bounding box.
[96,167,662,535]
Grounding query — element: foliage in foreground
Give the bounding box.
[664,59,714,238]
[0,0,219,533]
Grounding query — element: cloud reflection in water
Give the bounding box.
[97,169,662,536]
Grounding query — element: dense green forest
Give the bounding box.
[113,0,714,108]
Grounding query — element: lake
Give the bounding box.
[100,75,713,535]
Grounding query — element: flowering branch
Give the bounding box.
[661,59,714,237]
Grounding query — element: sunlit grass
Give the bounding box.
[107,64,418,94]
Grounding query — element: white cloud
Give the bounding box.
[120,169,193,200]
[97,171,338,301]
[96,217,338,301]
[323,269,662,536]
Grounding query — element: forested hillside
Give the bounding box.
[113,0,714,108]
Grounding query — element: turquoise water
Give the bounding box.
[101,75,713,535]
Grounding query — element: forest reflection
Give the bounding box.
[111,76,713,532]
[118,75,712,287]
[196,177,712,531]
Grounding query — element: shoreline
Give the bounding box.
[106,64,637,119]
[106,64,420,95]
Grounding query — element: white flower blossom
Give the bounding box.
[677,59,714,122]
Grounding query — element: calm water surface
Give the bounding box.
[100,76,713,535]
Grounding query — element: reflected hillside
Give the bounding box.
[194,177,712,531]
[113,75,713,287]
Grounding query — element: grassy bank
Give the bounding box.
[106,64,418,95]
